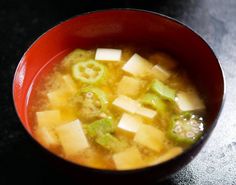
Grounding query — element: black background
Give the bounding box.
[1,0,236,184]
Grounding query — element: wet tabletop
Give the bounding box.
[0,0,236,184]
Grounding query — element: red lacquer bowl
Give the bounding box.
[13,9,225,184]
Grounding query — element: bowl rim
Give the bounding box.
[12,8,226,174]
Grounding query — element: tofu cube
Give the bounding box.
[112,95,140,114]
[117,76,144,98]
[134,124,164,152]
[122,53,153,77]
[118,113,143,133]
[136,106,157,119]
[175,91,205,111]
[95,48,122,61]
[56,119,89,157]
[150,64,171,81]
[113,147,144,170]
[35,127,60,148]
[47,89,69,108]
[36,110,62,128]
[62,75,77,94]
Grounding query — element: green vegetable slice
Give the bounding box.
[63,49,94,64]
[72,60,106,84]
[73,87,108,121]
[168,112,204,144]
[86,117,114,138]
[86,117,127,152]
[95,133,128,153]
[81,87,108,111]
[150,80,176,101]
[140,93,167,112]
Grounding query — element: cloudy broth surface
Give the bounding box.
[28,46,206,170]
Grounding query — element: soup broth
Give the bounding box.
[28,47,206,170]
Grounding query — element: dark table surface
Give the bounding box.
[1,0,236,184]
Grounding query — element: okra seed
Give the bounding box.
[86,92,93,98]
[174,125,182,133]
[186,132,195,138]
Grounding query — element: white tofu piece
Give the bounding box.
[113,96,157,119]
[36,110,62,128]
[113,147,144,170]
[62,75,77,94]
[56,119,89,157]
[118,113,143,133]
[47,90,68,108]
[149,147,183,165]
[35,127,60,148]
[112,95,140,114]
[134,124,165,152]
[136,106,157,119]
[175,91,205,111]
[95,48,122,61]
[122,53,153,77]
[117,76,144,98]
[151,64,171,81]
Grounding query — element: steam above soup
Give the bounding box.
[28,47,205,170]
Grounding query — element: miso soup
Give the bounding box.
[28,47,206,170]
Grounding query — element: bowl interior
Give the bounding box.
[13,9,224,144]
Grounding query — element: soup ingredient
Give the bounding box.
[81,87,108,111]
[113,147,144,170]
[96,133,127,152]
[112,95,140,114]
[134,124,165,152]
[150,80,176,101]
[47,89,70,108]
[86,117,114,138]
[122,53,153,77]
[117,113,143,133]
[36,110,61,128]
[47,76,77,108]
[175,91,205,111]
[135,106,157,119]
[62,49,94,67]
[150,64,170,81]
[150,147,183,165]
[95,48,122,61]
[117,76,144,98]
[35,127,59,148]
[140,93,166,112]
[74,87,108,121]
[72,60,106,84]
[62,75,77,94]
[56,119,89,157]
[86,117,126,152]
[168,112,204,144]
[30,47,206,170]
[113,95,156,119]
